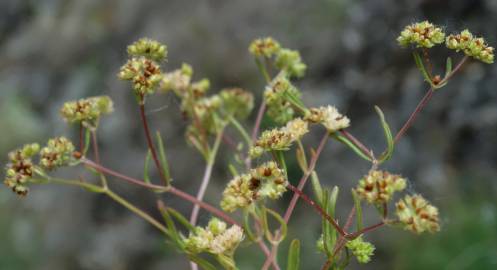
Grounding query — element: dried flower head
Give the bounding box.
[395,194,440,234]
[446,30,494,64]
[355,170,406,204]
[305,105,350,133]
[219,88,254,119]
[249,118,308,158]
[275,48,307,78]
[118,57,162,98]
[4,143,40,196]
[249,37,281,58]
[221,161,287,212]
[397,21,445,48]
[264,76,302,124]
[127,38,167,61]
[184,218,244,255]
[39,137,75,170]
[60,96,114,128]
[345,237,375,264]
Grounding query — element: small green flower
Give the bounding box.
[127,38,167,61]
[304,105,350,133]
[397,21,445,48]
[219,88,254,119]
[184,218,244,255]
[249,37,281,58]
[446,30,494,64]
[220,161,287,212]
[275,48,307,78]
[264,76,302,124]
[395,194,440,234]
[345,237,375,264]
[60,96,114,128]
[355,170,406,204]
[4,143,40,196]
[39,137,75,170]
[118,57,163,98]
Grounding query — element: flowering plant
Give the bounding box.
[3,22,493,269]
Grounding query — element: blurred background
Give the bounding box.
[1,0,496,269]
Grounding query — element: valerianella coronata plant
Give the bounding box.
[2,21,494,269]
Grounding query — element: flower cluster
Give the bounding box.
[345,237,375,264]
[397,21,445,48]
[219,88,254,119]
[248,37,281,58]
[249,118,308,158]
[395,194,440,234]
[118,57,163,98]
[60,96,114,128]
[39,137,75,170]
[355,170,406,204]
[446,30,494,64]
[159,63,194,94]
[184,218,244,255]
[274,48,307,78]
[4,144,40,196]
[127,38,167,61]
[264,76,302,124]
[220,161,287,212]
[304,105,350,133]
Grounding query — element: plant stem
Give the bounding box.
[79,123,84,152]
[339,130,373,160]
[139,103,168,186]
[262,132,329,270]
[190,129,224,225]
[347,221,385,239]
[229,116,252,148]
[246,101,267,169]
[91,130,107,188]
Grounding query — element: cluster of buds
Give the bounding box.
[127,38,167,61]
[397,21,445,48]
[355,170,406,204]
[4,144,40,196]
[248,37,281,58]
[191,95,223,134]
[345,237,375,264]
[249,118,308,158]
[60,96,114,128]
[220,161,287,212]
[39,137,75,170]
[274,48,307,78]
[118,38,167,99]
[395,194,440,234]
[184,218,244,255]
[304,105,350,133]
[264,76,302,124]
[446,30,494,64]
[219,88,254,119]
[159,63,193,94]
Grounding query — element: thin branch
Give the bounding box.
[339,130,373,159]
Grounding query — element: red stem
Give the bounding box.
[339,130,373,159]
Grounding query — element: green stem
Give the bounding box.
[229,116,252,148]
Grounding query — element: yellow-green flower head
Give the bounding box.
[221,161,287,212]
[355,170,406,204]
[248,37,281,58]
[190,78,211,98]
[159,63,193,94]
[4,143,40,196]
[264,76,301,124]
[345,237,375,264]
[249,118,308,158]
[397,21,445,48]
[190,94,223,134]
[184,218,244,255]
[127,38,167,61]
[219,88,254,119]
[446,29,494,64]
[395,194,440,234]
[275,48,307,78]
[305,105,350,133]
[60,96,114,128]
[118,57,163,98]
[39,137,75,170]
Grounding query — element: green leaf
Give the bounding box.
[156,131,172,185]
[322,187,339,256]
[287,239,301,270]
[261,206,287,245]
[333,135,372,162]
[445,57,453,78]
[157,201,181,245]
[242,209,260,242]
[311,171,323,205]
[413,51,435,87]
[144,150,152,184]
[166,206,194,231]
[188,255,218,270]
[375,106,394,163]
[296,140,308,172]
[83,128,91,156]
[351,189,363,231]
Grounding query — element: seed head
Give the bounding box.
[39,137,75,170]
[355,170,406,204]
[249,37,281,58]
[395,194,440,234]
[4,143,40,196]
[127,38,167,61]
[397,21,445,48]
[118,57,162,98]
[446,30,494,64]
[60,96,114,128]
[305,105,350,133]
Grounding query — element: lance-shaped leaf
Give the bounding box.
[375,106,394,163]
[413,51,435,88]
[261,206,287,245]
[156,131,172,185]
[287,239,301,270]
[322,186,339,256]
[351,189,364,231]
[333,134,372,162]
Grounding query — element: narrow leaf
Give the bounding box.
[351,189,364,231]
[445,57,453,78]
[144,150,152,184]
[188,255,217,270]
[262,206,287,244]
[83,128,91,156]
[166,206,194,231]
[243,209,260,242]
[375,106,394,163]
[311,171,323,205]
[287,239,301,270]
[333,134,372,162]
[413,51,435,87]
[156,131,172,185]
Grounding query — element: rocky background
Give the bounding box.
[1,0,496,269]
